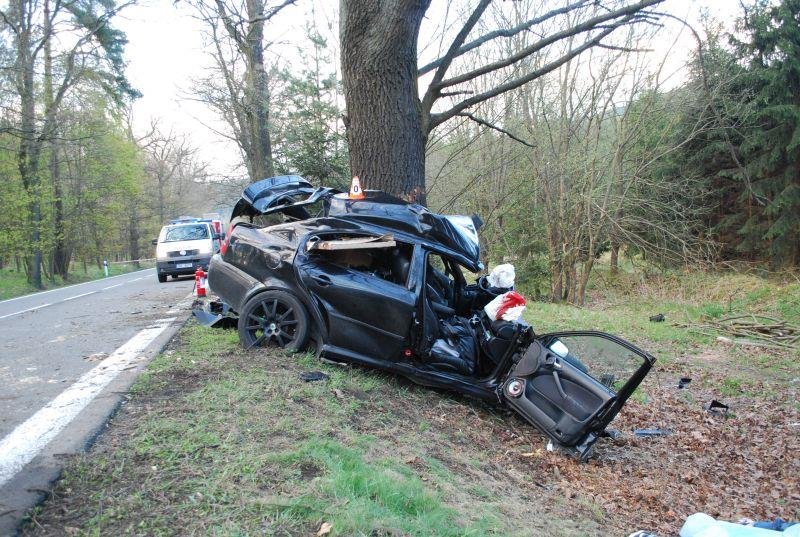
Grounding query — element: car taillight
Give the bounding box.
[220,227,234,255]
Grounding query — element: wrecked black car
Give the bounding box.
[206,175,655,459]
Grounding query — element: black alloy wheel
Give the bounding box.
[237,290,309,351]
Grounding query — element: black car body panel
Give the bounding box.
[207,176,656,458]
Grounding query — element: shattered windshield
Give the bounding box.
[163,224,209,242]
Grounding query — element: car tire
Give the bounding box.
[158,274,167,283]
[238,290,309,351]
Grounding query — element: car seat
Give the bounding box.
[389,248,411,286]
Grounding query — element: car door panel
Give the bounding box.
[503,332,654,449]
[298,260,416,360]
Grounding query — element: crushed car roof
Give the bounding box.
[231,175,484,271]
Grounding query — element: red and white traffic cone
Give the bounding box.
[194,267,207,298]
[349,175,365,200]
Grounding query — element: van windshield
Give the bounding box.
[164,224,209,242]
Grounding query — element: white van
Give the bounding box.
[153,222,221,283]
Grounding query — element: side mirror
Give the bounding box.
[151,238,158,246]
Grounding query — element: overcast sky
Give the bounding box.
[116,0,742,180]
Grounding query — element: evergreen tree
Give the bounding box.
[273,26,349,188]
[731,0,800,264]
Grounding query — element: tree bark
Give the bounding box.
[340,0,431,203]
[15,0,43,289]
[44,1,68,280]
[128,204,141,268]
[610,240,620,274]
[244,0,273,181]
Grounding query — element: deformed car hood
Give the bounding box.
[231,175,318,220]
[230,176,483,271]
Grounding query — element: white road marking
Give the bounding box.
[0,303,52,320]
[0,268,155,305]
[0,317,177,488]
[0,272,165,320]
[61,291,97,302]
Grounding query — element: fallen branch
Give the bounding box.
[678,314,800,350]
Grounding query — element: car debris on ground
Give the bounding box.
[299,371,329,382]
[705,399,730,416]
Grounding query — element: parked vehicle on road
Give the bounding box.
[153,221,221,283]
[205,175,656,459]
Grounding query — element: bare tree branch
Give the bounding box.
[421,0,492,116]
[456,112,535,148]
[439,90,473,97]
[596,43,652,52]
[248,0,295,24]
[0,9,20,33]
[429,20,627,129]
[214,0,246,50]
[418,0,590,76]
[433,0,662,91]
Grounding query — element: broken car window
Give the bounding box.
[546,335,648,392]
[310,237,414,288]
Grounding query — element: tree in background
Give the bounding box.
[0,0,137,287]
[665,0,800,267]
[426,4,718,303]
[272,23,349,188]
[730,0,800,265]
[188,0,296,183]
[138,124,209,224]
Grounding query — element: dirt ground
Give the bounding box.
[20,313,799,536]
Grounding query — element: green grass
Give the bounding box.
[521,266,800,365]
[269,439,496,536]
[29,324,532,536]
[0,261,154,301]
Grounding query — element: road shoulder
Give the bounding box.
[0,304,191,536]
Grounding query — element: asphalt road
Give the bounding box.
[0,268,194,534]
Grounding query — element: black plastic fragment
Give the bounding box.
[299,371,330,382]
[633,428,673,437]
[705,399,729,415]
[678,377,692,389]
[192,308,237,329]
[649,313,665,322]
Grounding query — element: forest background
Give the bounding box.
[1,0,798,304]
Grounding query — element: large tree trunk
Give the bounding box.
[244,0,273,181]
[340,0,431,204]
[45,10,68,281]
[16,0,43,289]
